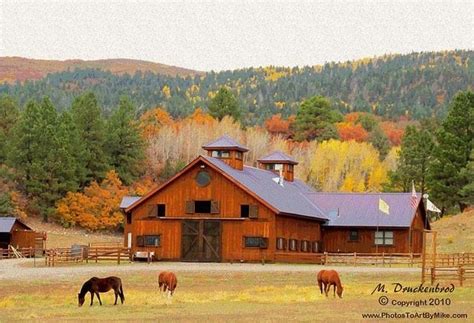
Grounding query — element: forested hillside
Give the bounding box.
[1,50,472,123]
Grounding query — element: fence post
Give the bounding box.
[118,248,121,265]
[324,252,327,265]
[459,266,464,287]
[95,248,98,263]
[430,267,435,285]
[353,252,357,266]
[410,253,413,267]
[382,252,385,267]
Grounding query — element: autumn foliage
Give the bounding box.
[55,170,128,231]
[336,122,369,142]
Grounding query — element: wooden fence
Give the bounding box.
[322,252,422,267]
[0,247,35,259]
[426,253,474,267]
[45,246,131,267]
[430,265,474,287]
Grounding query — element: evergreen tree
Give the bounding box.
[294,96,342,141]
[71,92,109,186]
[0,95,19,163]
[460,150,474,206]
[8,98,77,220]
[368,126,390,160]
[105,96,144,185]
[208,87,241,121]
[388,125,434,193]
[428,91,474,212]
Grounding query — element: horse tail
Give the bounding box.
[119,284,125,303]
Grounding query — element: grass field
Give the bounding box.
[0,263,472,322]
[430,210,474,253]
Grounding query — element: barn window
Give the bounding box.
[235,151,243,160]
[265,163,283,171]
[157,204,166,217]
[144,235,161,247]
[276,237,286,250]
[241,205,249,218]
[195,201,211,213]
[301,240,310,252]
[349,230,359,241]
[244,237,268,249]
[375,231,394,245]
[137,236,144,247]
[311,241,319,253]
[211,150,230,158]
[195,170,211,187]
[126,213,132,224]
[289,239,298,251]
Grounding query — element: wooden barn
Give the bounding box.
[0,216,45,250]
[121,135,429,262]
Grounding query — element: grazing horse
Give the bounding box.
[317,270,343,298]
[78,276,125,306]
[158,271,178,298]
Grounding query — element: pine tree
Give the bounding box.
[369,126,390,160]
[71,92,109,186]
[106,96,144,185]
[208,87,241,121]
[0,95,19,163]
[294,96,342,141]
[388,125,434,193]
[8,98,77,220]
[428,91,474,212]
[460,150,474,206]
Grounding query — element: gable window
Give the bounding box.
[375,231,394,246]
[244,236,268,249]
[157,204,166,217]
[211,150,230,158]
[195,201,211,213]
[349,230,359,241]
[289,239,298,251]
[241,205,250,218]
[185,200,219,214]
[276,237,286,250]
[144,235,161,247]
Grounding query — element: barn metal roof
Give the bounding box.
[0,217,17,233]
[202,135,249,152]
[120,196,141,209]
[257,151,298,165]
[203,156,327,221]
[305,192,423,228]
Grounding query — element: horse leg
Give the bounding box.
[318,280,323,294]
[324,284,330,297]
[90,291,94,306]
[333,284,336,298]
[96,293,102,306]
[114,291,118,305]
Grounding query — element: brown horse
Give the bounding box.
[78,276,125,306]
[158,271,178,298]
[317,270,343,298]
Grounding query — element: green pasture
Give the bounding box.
[0,267,472,322]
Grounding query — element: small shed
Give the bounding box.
[0,217,43,250]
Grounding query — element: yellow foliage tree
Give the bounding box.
[55,170,128,231]
[139,107,173,139]
[162,85,171,99]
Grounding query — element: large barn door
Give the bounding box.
[181,220,221,262]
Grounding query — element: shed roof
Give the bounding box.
[0,217,32,233]
[202,135,249,152]
[258,151,298,165]
[305,192,424,228]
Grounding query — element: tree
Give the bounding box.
[208,87,241,121]
[71,92,109,186]
[0,95,19,163]
[106,97,145,185]
[8,98,77,220]
[139,107,173,139]
[336,122,369,142]
[460,150,474,206]
[294,96,342,141]
[428,91,474,212]
[369,126,390,160]
[388,125,434,193]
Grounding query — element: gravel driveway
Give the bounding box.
[0,258,420,281]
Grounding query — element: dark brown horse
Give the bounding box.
[317,270,343,298]
[158,271,178,298]
[78,276,125,306]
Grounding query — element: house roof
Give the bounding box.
[0,217,32,233]
[258,151,298,165]
[202,156,326,220]
[202,135,249,152]
[123,155,327,221]
[120,196,141,209]
[304,192,425,228]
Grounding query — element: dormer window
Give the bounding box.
[211,150,230,158]
[265,164,283,171]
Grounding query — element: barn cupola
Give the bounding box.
[258,151,298,182]
[202,135,248,170]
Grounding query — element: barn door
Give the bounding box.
[181,220,221,262]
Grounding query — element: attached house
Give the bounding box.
[121,136,429,262]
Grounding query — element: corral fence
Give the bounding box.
[322,252,422,267]
[0,246,35,259]
[45,245,131,267]
[430,265,474,287]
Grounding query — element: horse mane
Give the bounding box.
[79,279,93,296]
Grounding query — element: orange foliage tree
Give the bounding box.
[380,121,404,146]
[55,170,128,231]
[264,114,293,137]
[139,107,173,139]
[336,122,369,142]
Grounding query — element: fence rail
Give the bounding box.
[322,252,422,267]
[426,253,474,267]
[430,265,474,286]
[45,246,131,267]
[0,247,35,259]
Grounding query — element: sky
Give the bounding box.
[1,0,473,71]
